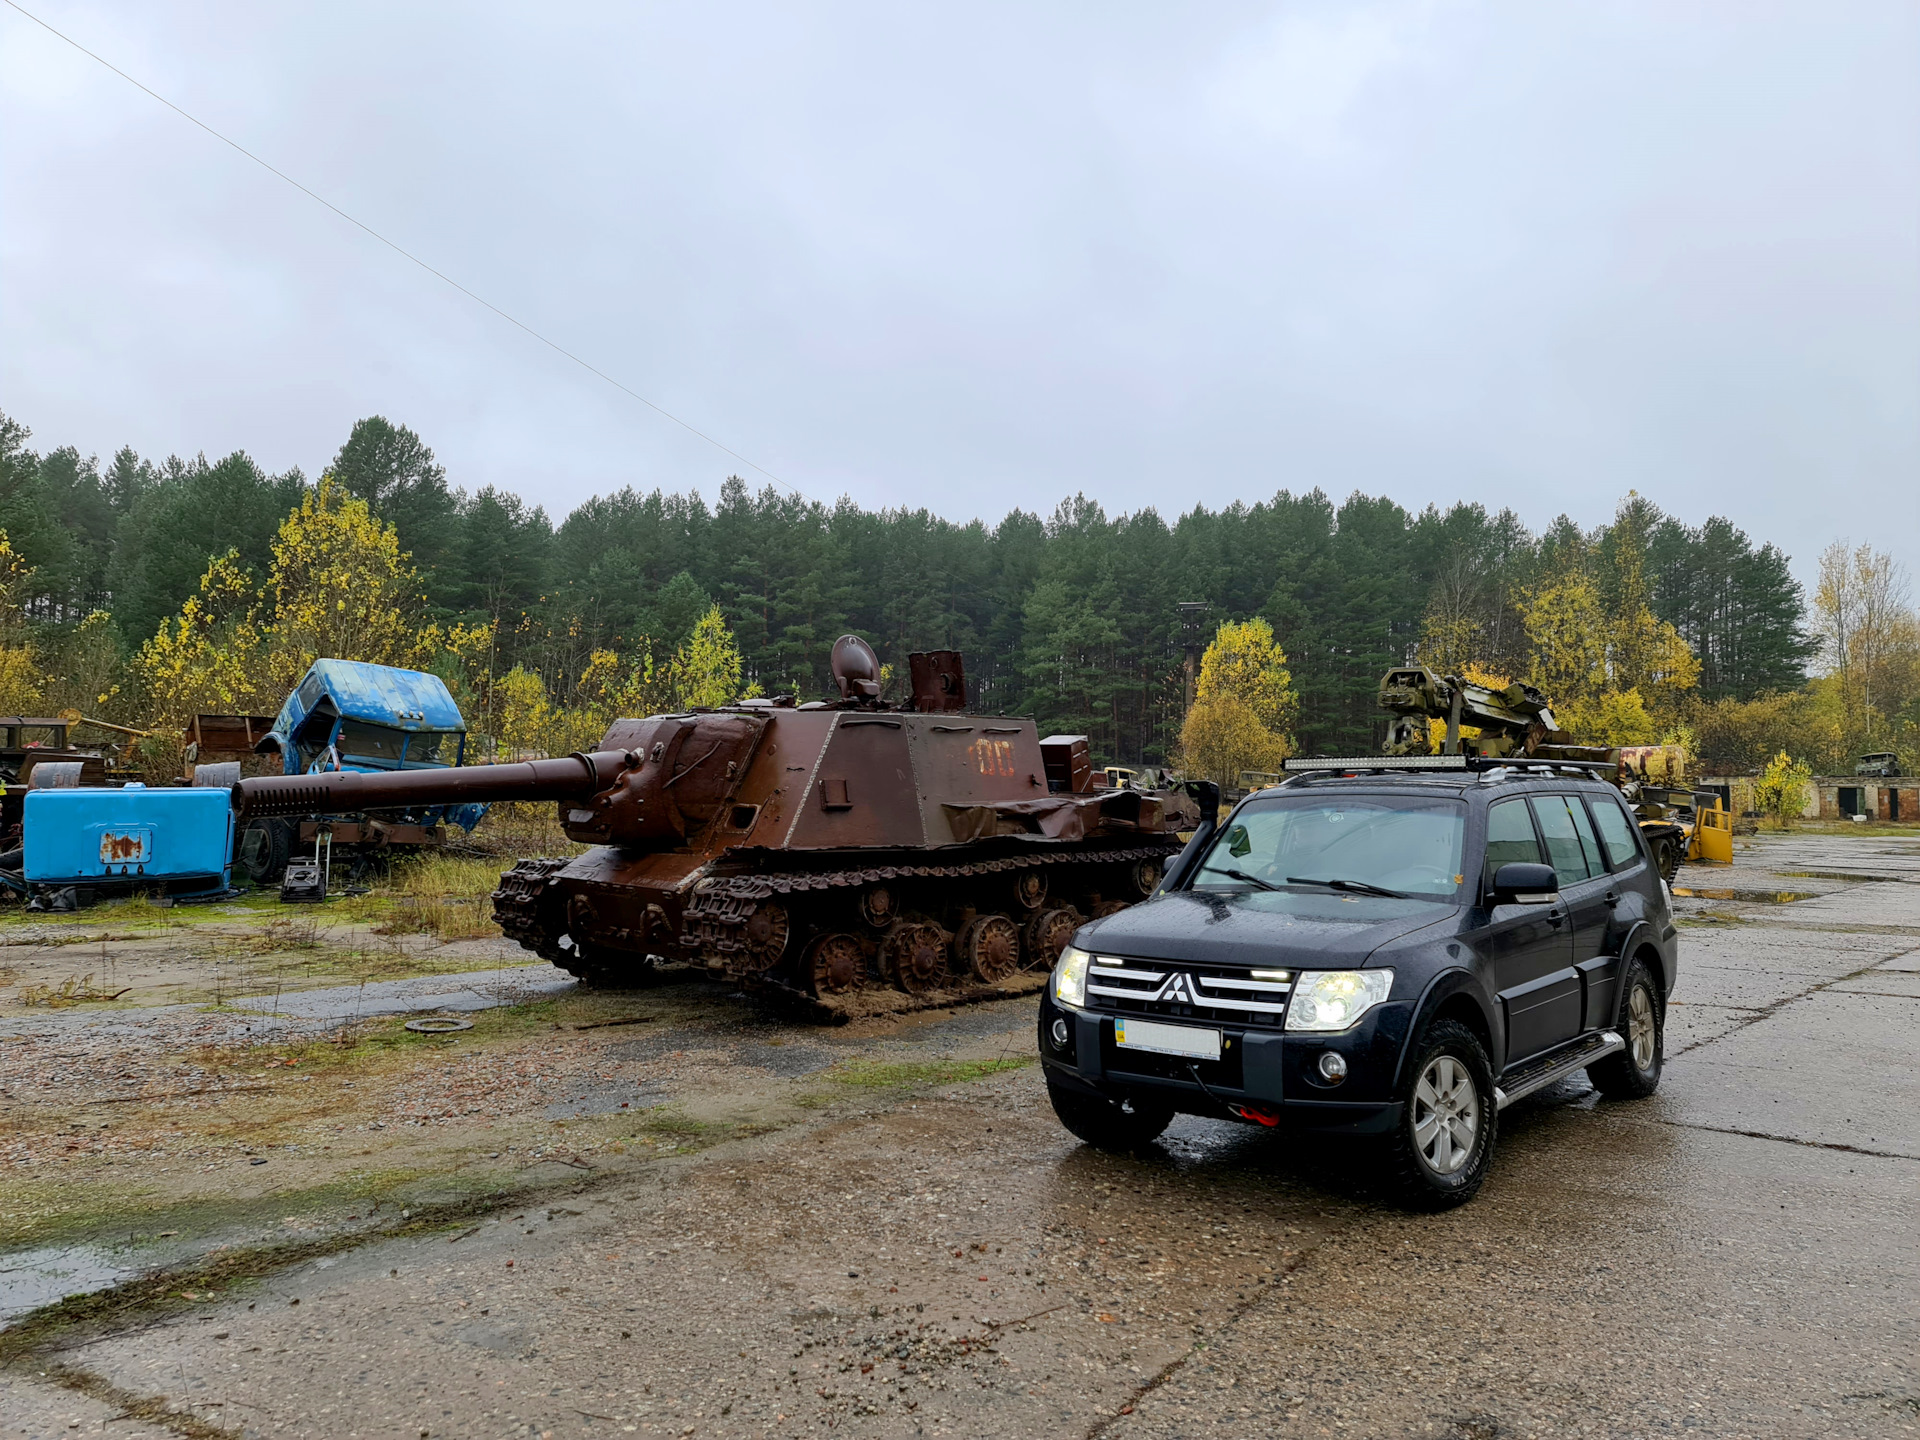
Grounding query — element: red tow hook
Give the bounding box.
[1230,1102,1282,1127]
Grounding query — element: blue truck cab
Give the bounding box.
[235,660,485,882]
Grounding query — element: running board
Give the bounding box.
[1495,1030,1624,1111]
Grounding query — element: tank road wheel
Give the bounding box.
[858,886,896,929]
[807,932,866,996]
[1127,856,1164,898]
[739,901,792,974]
[957,913,1021,984]
[883,922,949,994]
[1022,907,1081,973]
[1011,870,1048,913]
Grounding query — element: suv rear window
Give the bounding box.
[1530,795,1600,886]
[1587,796,1642,870]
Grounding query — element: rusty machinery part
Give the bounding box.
[882,922,950,994]
[670,844,1174,976]
[1022,907,1083,972]
[857,885,896,928]
[955,913,1021,984]
[1127,856,1163,898]
[807,932,867,995]
[492,857,572,963]
[1011,869,1047,912]
[739,899,792,972]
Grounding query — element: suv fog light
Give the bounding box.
[1050,1018,1070,1048]
[1317,1051,1348,1083]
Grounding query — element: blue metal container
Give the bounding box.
[23,785,234,895]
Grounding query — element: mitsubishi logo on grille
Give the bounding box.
[1155,972,1196,1004]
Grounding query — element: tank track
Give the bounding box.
[492,841,1182,1019]
[492,857,571,963]
[676,841,1182,960]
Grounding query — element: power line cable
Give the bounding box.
[1,0,815,502]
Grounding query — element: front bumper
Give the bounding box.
[1037,992,1412,1135]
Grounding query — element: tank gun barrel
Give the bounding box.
[232,751,633,820]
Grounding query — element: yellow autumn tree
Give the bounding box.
[0,531,44,713]
[1754,750,1812,829]
[1520,539,1698,747]
[133,552,274,735]
[136,480,437,759]
[671,605,745,709]
[263,477,436,690]
[1178,618,1297,788]
[493,665,553,758]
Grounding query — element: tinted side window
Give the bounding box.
[1588,796,1642,870]
[1565,795,1606,877]
[1530,795,1598,887]
[1483,799,1542,887]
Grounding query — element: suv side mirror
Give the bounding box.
[1489,862,1559,905]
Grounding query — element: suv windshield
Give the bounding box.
[1191,793,1466,901]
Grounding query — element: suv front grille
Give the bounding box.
[1084,958,1291,1029]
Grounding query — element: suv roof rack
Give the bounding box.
[1281,755,1617,779]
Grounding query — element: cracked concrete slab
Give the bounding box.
[1659,987,1920,1157]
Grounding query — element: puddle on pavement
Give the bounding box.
[0,1243,146,1326]
[1778,870,1901,885]
[1671,888,1819,903]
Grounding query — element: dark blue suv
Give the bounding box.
[1038,759,1677,1207]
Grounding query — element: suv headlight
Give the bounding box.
[1285,969,1393,1032]
[1052,945,1092,1008]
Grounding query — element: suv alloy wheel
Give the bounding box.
[1383,1018,1498,1208]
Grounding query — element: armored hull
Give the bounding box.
[233,644,1202,1021]
[492,706,1193,1017]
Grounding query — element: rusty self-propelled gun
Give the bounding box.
[230,639,1206,1019]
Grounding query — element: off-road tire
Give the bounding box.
[237,818,291,886]
[1046,1082,1174,1153]
[1587,956,1664,1099]
[1381,1018,1498,1210]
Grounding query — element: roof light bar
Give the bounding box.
[1280,755,1622,776]
[1283,755,1470,772]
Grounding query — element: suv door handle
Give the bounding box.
[1604,889,1620,906]
[1546,907,1567,927]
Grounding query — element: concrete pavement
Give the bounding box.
[6,833,1917,1439]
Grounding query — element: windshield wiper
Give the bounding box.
[1286,876,1410,899]
[1198,866,1281,892]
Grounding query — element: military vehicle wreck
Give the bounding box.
[1376,665,1699,880]
[232,638,1203,1019]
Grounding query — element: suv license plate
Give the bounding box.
[1115,1018,1221,1061]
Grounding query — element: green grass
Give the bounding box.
[824,1056,1033,1089]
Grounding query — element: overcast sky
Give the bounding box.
[4,2,1916,590]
